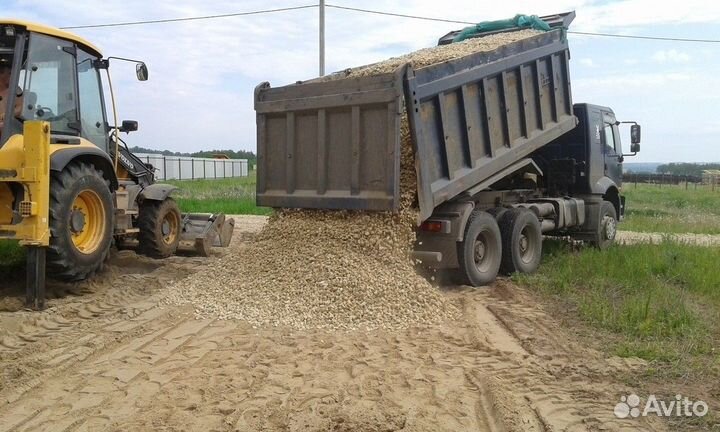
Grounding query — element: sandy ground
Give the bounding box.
[0,217,668,431]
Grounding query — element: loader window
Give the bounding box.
[77,49,107,151]
[21,33,79,135]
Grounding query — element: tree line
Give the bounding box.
[656,163,720,177]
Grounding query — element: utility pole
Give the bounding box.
[319,0,325,76]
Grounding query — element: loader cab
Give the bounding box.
[0,23,109,153]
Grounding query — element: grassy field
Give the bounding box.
[623,183,720,234]
[167,171,271,215]
[516,239,720,427]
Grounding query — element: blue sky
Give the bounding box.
[3,0,720,162]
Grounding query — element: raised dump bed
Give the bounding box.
[255,27,575,222]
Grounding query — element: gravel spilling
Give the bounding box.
[164,30,541,330]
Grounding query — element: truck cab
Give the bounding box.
[535,103,642,221]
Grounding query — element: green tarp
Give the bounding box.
[452,14,552,43]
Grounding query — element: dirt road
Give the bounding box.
[0,216,664,431]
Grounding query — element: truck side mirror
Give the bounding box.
[136,63,148,81]
[631,142,640,153]
[120,120,138,133]
[630,124,641,144]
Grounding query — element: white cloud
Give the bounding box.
[574,72,692,89]
[571,0,720,32]
[579,58,595,67]
[652,49,690,63]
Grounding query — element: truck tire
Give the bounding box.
[138,198,182,258]
[48,162,114,281]
[498,208,542,275]
[590,200,617,250]
[486,207,508,221]
[456,210,502,287]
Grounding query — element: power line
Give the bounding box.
[568,31,720,43]
[326,4,720,43]
[59,4,317,29]
[58,3,720,44]
[325,4,474,24]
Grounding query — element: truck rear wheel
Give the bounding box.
[485,207,508,221]
[498,208,542,275]
[138,198,182,258]
[48,162,114,281]
[590,201,617,250]
[456,210,502,287]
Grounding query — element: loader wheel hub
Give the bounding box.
[69,190,106,254]
[69,210,86,233]
[161,212,179,245]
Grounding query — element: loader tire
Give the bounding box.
[48,162,114,281]
[138,198,182,258]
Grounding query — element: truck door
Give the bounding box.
[601,113,622,186]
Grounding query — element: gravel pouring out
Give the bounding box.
[165,30,541,330]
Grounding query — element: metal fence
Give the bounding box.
[623,173,703,185]
[624,173,719,191]
[133,153,249,181]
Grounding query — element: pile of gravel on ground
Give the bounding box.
[165,136,449,331]
[164,30,542,331]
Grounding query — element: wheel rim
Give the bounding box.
[161,211,180,245]
[602,215,617,241]
[69,189,106,254]
[518,225,538,265]
[473,229,495,273]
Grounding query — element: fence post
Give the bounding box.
[163,156,167,181]
[214,160,217,179]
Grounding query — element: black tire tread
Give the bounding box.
[138,198,181,258]
[47,162,113,281]
[498,208,542,275]
[590,200,617,250]
[456,210,502,287]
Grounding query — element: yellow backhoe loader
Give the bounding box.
[0,21,234,309]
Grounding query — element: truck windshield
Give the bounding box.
[20,33,80,136]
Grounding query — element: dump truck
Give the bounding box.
[255,11,641,287]
[0,20,234,309]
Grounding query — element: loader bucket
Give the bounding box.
[180,213,234,257]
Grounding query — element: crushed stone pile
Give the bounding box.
[164,30,542,330]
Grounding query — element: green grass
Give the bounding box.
[516,240,720,366]
[623,183,720,234]
[166,171,272,215]
[0,239,25,273]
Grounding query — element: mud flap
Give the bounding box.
[180,213,235,256]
